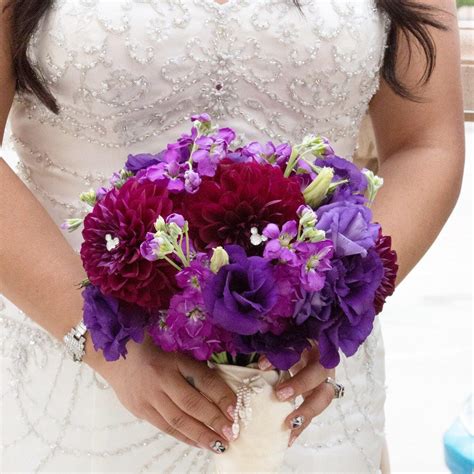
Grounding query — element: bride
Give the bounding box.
[0,0,464,472]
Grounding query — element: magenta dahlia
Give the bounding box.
[183,160,305,252]
[80,178,178,309]
[373,228,398,314]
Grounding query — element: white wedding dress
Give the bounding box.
[1,0,391,472]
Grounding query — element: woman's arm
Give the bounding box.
[369,0,465,285]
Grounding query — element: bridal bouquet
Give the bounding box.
[63,114,398,472]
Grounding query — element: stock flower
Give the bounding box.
[150,289,235,360]
[295,240,334,292]
[316,201,379,258]
[262,220,298,264]
[80,178,178,309]
[82,285,149,361]
[202,245,277,335]
[373,229,398,314]
[183,161,305,252]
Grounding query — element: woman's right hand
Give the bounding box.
[89,336,237,453]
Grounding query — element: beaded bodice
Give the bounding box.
[8,0,388,251]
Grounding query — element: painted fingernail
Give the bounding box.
[276,386,294,401]
[290,415,304,429]
[210,440,226,454]
[258,357,272,370]
[288,435,297,447]
[223,425,237,441]
[227,405,236,420]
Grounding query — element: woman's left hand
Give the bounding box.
[258,345,336,447]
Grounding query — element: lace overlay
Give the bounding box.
[2,1,389,472]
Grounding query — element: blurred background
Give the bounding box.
[2,2,472,473]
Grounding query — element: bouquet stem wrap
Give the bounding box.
[211,363,293,473]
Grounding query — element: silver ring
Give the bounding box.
[325,377,345,399]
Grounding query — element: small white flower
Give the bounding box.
[250,227,268,246]
[105,234,120,251]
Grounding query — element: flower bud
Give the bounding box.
[210,246,230,273]
[362,169,384,203]
[303,167,334,208]
[300,135,328,157]
[155,234,175,258]
[60,218,83,232]
[79,189,97,207]
[301,227,326,242]
[297,205,317,228]
[154,216,167,232]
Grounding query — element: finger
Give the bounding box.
[275,360,328,401]
[155,392,229,454]
[257,355,273,371]
[286,382,334,447]
[178,360,237,422]
[171,375,237,442]
[142,404,199,448]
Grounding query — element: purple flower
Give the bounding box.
[236,329,311,370]
[191,113,211,124]
[316,201,379,258]
[314,155,367,204]
[184,169,202,193]
[175,253,212,290]
[137,161,185,192]
[295,240,334,292]
[192,128,236,177]
[125,153,163,173]
[301,249,384,368]
[82,285,149,361]
[262,220,298,264]
[202,245,277,335]
[150,289,235,360]
[96,186,108,201]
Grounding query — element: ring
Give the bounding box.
[325,377,345,399]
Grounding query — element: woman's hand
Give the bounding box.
[89,336,238,454]
[259,345,335,447]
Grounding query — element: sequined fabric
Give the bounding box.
[2,0,389,472]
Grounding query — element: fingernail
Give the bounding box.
[210,440,226,454]
[288,435,297,447]
[290,415,304,429]
[258,357,272,370]
[276,386,294,401]
[223,425,237,441]
[227,405,236,420]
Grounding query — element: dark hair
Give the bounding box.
[5,0,448,114]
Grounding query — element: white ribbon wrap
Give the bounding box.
[211,363,293,473]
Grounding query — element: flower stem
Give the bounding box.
[163,255,183,272]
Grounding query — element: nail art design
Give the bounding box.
[211,440,226,454]
[222,426,236,441]
[276,386,294,401]
[290,415,304,429]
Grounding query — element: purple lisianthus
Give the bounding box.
[295,240,334,292]
[202,245,277,335]
[125,152,163,173]
[82,285,149,361]
[301,249,384,368]
[316,201,379,258]
[314,155,367,204]
[236,329,311,370]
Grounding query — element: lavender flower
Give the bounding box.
[262,221,298,264]
[295,240,334,292]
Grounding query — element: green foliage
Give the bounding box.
[458,0,474,7]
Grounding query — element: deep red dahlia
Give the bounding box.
[373,228,399,314]
[80,178,178,309]
[183,160,305,252]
